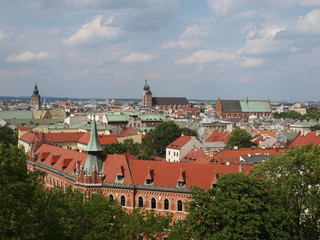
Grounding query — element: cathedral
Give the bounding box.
[30,83,41,110]
[142,80,189,110]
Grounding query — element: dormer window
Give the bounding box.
[145,167,154,185]
[177,169,186,188]
[115,165,124,183]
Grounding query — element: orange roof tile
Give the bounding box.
[78,133,118,145]
[206,130,231,142]
[167,136,191,149]
[182,148,205,162]
[212,148,285,164]
[18,126,29,130]
[289,132,320,147]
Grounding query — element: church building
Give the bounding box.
[142,80,189,110]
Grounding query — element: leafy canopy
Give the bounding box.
[225,128,257,148]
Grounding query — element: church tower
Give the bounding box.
[30,83,41,110]
[142,79,152,107]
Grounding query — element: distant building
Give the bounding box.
[30,83,41,110]
[142,80,189,110]
[215,96,272,121]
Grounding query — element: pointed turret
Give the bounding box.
[85,115,103,152]
[84,115,104,175]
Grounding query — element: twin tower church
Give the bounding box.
[30,80,189,110]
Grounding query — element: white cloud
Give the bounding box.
[162,24,207,50]
[286,9,320,36]
[181,24,208,38]
[175,50,238,65]
[162,40,201,50]
[120,52,154,63]
[0,29,12,40]
[239,25,286,55]
[62,14,120,45]
[237,57,263,67]
[6,51,49,62]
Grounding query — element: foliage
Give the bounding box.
[104,122,198,158]
[225,129,257,148]
[103,139,153,159]
[312,124,320,131]
[0,126,17,147]
[273,110,302,119]
[144,121,197,157]
[250,144,320,239]
[184,173,290,240]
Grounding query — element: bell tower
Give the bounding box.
[30,83,41,110]
[142,79,152,107]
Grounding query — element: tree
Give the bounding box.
[144,121,198,157]
[225,129,257,148]
[184,173,290,240]
[0,126,17,146]
[251,144,320,239]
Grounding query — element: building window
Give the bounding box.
[57,180,59,186]
[49,177,51,186]
[164,199,169,210]
[120,195,126,207]
[52,178,55,186]
[109,194,114,201]
[177,200,183,212]
[138,196,144,208]
[151,197,156,209]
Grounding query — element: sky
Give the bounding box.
[1,0,320,101]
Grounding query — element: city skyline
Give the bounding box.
[1,1,320,101]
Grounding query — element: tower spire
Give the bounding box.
[84,115,104,175]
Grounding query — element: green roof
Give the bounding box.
[0,111,33,119]
[139,114,164,121]
[106,115,129,122]
[239,100,271,112]
[292,119,320,127]
[85,117,103,152]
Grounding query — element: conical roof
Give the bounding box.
[85,115,103,152]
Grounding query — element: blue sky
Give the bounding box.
[1,0,320,101]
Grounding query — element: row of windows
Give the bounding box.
[109,195,183,212]
[168,151,179,157]
[45,175,67,192]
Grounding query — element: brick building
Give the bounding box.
[216,96,272,121]
[30,83,41,110]
[142,80,189,110]
[27,116,252,220]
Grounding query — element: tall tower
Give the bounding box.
[142,79,152,107]
[30,83,41,110]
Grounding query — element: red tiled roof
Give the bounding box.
[206,130,231,142]
[33,143,254,190]
[20,131,85,144]
[182,148,205,162]
[167,136,191,149]
[35,144,87,174]
[194,151,218,164]
[289,132,320,147]
[213,148,285,164]
[18,126,29,130]
[252,130,276,138]
[78,133,119,146]
[175,108,197,115]
[128,160,253,190]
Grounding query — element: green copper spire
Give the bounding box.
[84,114,104,175]
[85,114,103,152]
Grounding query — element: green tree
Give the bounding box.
[225,129,257,148]
[184,173,290,240]
[0,126,17,146]
[251,144,320,239]
[144,121,197,157]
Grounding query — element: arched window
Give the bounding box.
[52,178,55,186]
[151,197,156,209]
[164,199,169,210]
[109,194,114,201]
[121,195,126,207]
[49,177,51,185]
[177,200,183,212]
[138,196,144,208]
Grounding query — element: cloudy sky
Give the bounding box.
[1,0,320,101]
